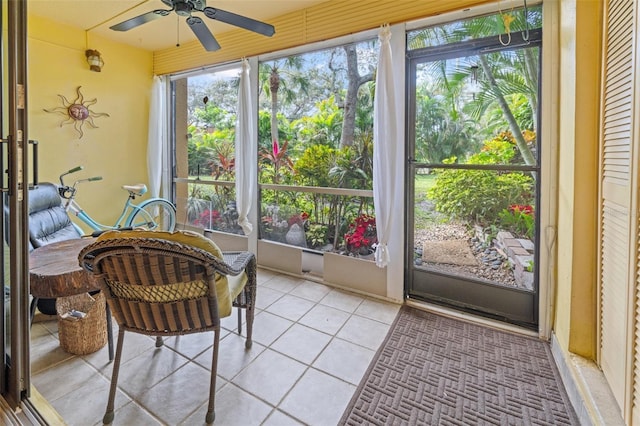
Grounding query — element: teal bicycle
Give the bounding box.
[59,166,176,235]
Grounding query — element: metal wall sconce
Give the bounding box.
[85,49,104,72]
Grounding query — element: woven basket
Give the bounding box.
[56,291,108,355]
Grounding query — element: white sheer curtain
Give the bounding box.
[235,59,256,235]
[147,75,169,199]
[373,25,398,268]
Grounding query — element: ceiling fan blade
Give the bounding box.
[110,9,171,31]
[187,16,221,51]
[202,7,275,37]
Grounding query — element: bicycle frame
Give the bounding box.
[64,195,155,232]
[59,166,176,233]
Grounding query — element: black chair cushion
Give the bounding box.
[28,183,80,248]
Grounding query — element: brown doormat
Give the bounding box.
[340,306,578,425]
[422,239,478,266]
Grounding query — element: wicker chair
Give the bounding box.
[78,232,256,425]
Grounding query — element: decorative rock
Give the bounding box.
[285,223,307,248]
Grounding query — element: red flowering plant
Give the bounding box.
[343,214,377,256]
[288,212,309,228]
[193,209,222,229]
[498,204,535,240]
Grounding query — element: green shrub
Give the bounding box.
[306,224,328,248]
[427,136,534,226]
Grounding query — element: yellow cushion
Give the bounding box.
[97,229,245,317]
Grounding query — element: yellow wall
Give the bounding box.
[555,0,601,358]
[28,15,154,233]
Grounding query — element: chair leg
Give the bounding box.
[206,327,220,424]
[237,305,242,335]
[105,302,114,361]
[155,336,164,347]
[103,330,125,425]
[245,299,254,349]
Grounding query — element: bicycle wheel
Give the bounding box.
[127,199,176,232]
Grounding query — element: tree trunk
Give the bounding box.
[479,55,536,166]
[523,48,538,130]
[340,45,359,147]
[269,68,280,146]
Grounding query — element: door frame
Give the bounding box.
[404,25,543,329]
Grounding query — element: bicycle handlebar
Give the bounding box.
[58,166,102,199]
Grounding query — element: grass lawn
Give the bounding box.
[414,173,436,200]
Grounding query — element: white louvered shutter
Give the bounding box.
[601,0,639,422]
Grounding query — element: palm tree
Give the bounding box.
[259,57,309,147]
[409,5,541,165]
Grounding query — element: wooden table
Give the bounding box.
[29,237,114,360]
[29,238,99,298]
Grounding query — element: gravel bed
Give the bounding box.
[413,222,517,287]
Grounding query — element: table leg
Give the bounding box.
[29,297,38,324]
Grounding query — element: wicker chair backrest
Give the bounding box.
[79,238,222,335]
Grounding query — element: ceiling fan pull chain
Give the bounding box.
[176,15,180,47]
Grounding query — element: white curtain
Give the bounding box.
[373,25,398,268]
[235,59,256,235]
[147,75,169,199]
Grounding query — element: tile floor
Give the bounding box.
[30,268,401,426]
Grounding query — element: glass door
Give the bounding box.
[1,0,31,407]
[406,8,542,328]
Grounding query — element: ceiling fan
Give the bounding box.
[110,0,275,51]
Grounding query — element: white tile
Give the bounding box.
[262,275,302,293]
[32,356,101,401]
[355,298,401,324]
[313,338,375,385]
[298,304,350,335]
[50,372,130,426]
[30,333,75,375]
[254,286,286,310]
[279,368,355,426]
[289,280,332,302]
[252,311,293,346]
[271,324,331,364]
[117,345,190,396]
[232,349,306,405]
[137,362,216,425]
[336,315,390,350]
[262,409,305,426]
[163,331,217,360]
[256,268,278,285]
[181,383,272,426]
[196,333,265,380]
[221,307,245,333]
[265,294,315,322]
[319,289,364,313]
[110,401,163,426]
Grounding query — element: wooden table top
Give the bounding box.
[29,237,99,298]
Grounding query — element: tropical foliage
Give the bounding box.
[181,4,542,254]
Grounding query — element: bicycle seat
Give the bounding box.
[122,184,147,196]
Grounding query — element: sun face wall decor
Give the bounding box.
[44,86,110,138]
